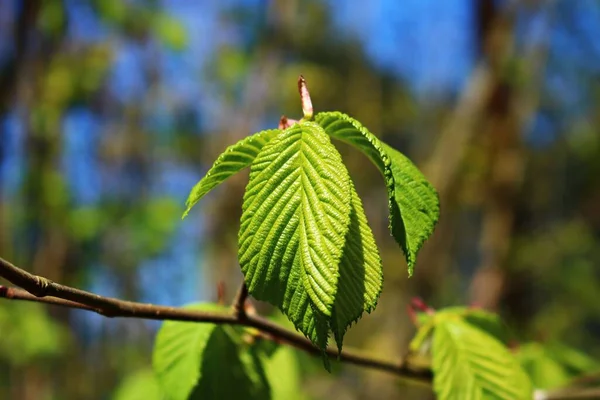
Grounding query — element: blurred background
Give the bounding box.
[1,0,599,399]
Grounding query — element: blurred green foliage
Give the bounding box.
[0,303,65,365]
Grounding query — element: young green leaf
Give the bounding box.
[331,182,383,352]
[425,306,510,344]
[315,111,439,274]
[152,303,269,400]
[432,318,532,400]
[409,306,508,368]
[183,129,281,218]
[238,121,352,351]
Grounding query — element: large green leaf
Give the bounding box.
[331,182,383,351]
[432,318,532,400]
[183,129,281,218]
[238,121,352,351]
[316,111,439,274]
[152,303,269,400]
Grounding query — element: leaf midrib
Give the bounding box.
[297,129,336,308]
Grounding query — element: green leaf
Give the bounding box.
[517,342,600,390]
[548,342,600,374]
[430,306,510,344]
[331,182,383,351]
[409,306,508,368]
[238,122,352,352]
[432,318,532,400]
[262,346,307,400]
[152,303,269,400]
[190,327,270,400]
[409,319,435,354]
[516,343,571,390]
[183,129,281,218]
[316,111,439,274]
[382,143,440,274]
[113,370,164,400]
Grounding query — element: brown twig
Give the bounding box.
[232,282,249,319]
[0,256,430,382]
[540,386,600,400]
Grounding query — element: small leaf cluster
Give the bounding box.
[183,108,439,358]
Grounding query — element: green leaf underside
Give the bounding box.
[152,303,270,400]
[183,129,281,218]
[316,111,439,274]
[432,319,531,400]
[331,182,383,352]
[238,122,352,352]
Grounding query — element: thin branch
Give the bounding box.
[0,286,98,312]
[0,257,431,382]
[232,282,249,319]
[540,386,600,400]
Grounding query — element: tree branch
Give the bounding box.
[0,256,431,382]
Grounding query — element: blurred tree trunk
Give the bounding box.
[470,0,550,310]
[0,0,41,260]
[416,0,515,303]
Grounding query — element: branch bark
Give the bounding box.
[0,256,431,382]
